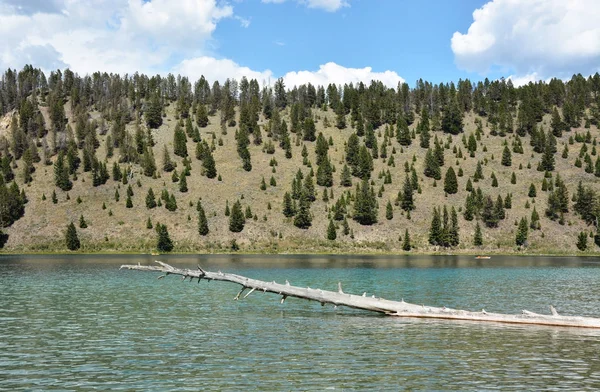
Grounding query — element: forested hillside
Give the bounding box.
[1,65,600,253]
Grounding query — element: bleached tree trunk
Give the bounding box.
[121,261,600,329]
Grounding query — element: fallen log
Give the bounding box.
[120,261,600,329]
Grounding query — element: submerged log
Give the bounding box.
[120,261,600,329]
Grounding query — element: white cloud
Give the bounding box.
[451,0,600,79]
[172,56,274,84]
[506,72,540,87]
[0,0,235,75]
[262,0,349,12]
[283,62,404,88]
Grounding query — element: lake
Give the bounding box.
[1,254,600,390]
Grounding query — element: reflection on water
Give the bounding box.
[1,254,600,390]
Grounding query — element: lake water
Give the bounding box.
[1,254,600,391]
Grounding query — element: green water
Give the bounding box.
[1,254,600,391]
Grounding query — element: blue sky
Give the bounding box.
[0,0,599,87]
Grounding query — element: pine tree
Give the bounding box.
[473,161,484,182]
[386,200,393,220]
[282,192,295,217]
[327,219,337,240]
[198,203,209,235]
[529,183,537,198]
[449,206,460,246]
[54,151,72,191]
[401,173,414,212]
[146,217,153,229]
[146,92,163,129]
[501,145,512,166]
[474,222,483,246]
[126,194,133,208]
[577,231,588,251]
[402,228,412,251]
[424,148,441,180]
[294,193,312,229]
[441,98,463,135]
[516,217,528,246]
[396,114,411,146]
[353,178,378,225]
[179,173,188,192]
[79,215,87,229]
[196,103,208,127]
[340,164,352,187]
[162,145,175,172]
[444,167,458,194]
[550,107,563,137]
[173,123,188,157]
[156,223,174,252]
[65,222,80,250]
[428,207,442,245]
[482,196,499,228]
[303,118,316,142]
[146,188,157,209]
[229,200,246,232]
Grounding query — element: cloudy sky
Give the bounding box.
[1,0,599,87]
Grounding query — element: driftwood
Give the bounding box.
[120,261,600,329]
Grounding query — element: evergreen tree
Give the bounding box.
[577,232,588,251]
[327,219,337,240]
[126,194,133,208]
[444,167,458,194]
[529,183,537,198]
[402,228,412,251]
[142,147,157,177]
[146,93,163,129]
[173,123,188,157]
[386,200,393,220]
[424,148,441,180]
[401,173,414,212]
[340,164,352,187]
[428,207,442,245]
[54,151,72,191]
[396,114,411,146]
[449,206,460,246]
[146,188,156,209]
[294,193,312,229]
[198,203,209,235]
[303,118,316,142]
[162,145,175,172]
[282,192,295,217]
[316,157,333,187]
[353,178,378,225]
[179,173,188,192]
[501,145,512,166]
[473,161,484,182]
[482,196,499,228]
[516,217,528,246]
[474,222,483,246]
[65,222,80,250]
[156,223,174,252]
[229,200,246,232]
[196,103,208,127]
[550,107,563,137]
[441,98,463,135]
[79,215,87,229]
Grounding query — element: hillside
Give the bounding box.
[1,68,600,254]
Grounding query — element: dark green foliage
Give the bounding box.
[444,167,458,194]
[316,157,333,187]
[386,200,393,220]
[473,161,484,182]
[162,146,175,172]
[327,219,337,240]
[198,203,209,236]
[54,151,72,191]
[550,107,564,137]
[146,217,153,229]
[303,118,316,142]
[173,123,188,157]
[401,173,414,212]
[501,145,512,166]
[441,98,463,135]
[293,193,312,229]
[482,196,499,228]
[402,229,412,251]
[282,192,295,217]
[396,114,411,146]
[179,173,188,192]
[229,200,246,232]
[353,178,378,225]
[424,148,441,180]
[65,222,80,251]
[528,183,537,198]
[577,232,588,251]
[156,223,173,252]
[428,207,442,246]
[516,217,528,246]
[79,215,87,229]
[126,194,133,208]
[146,93,163,129]
[0,179,26,227]
[196,103,208,127]
[474,222,483,246]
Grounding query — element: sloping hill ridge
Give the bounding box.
[1,68,600,254]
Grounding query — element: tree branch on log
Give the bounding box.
[120,261,600,329]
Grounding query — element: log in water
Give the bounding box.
[120,261,600,329]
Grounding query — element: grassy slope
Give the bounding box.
[2,102,599,254]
